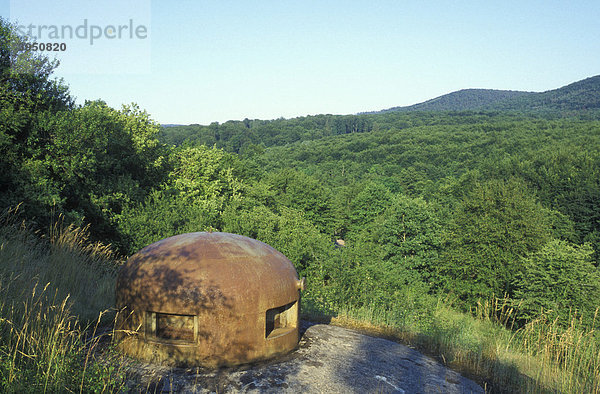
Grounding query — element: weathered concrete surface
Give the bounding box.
[116,232,302,367]
[125,322,484,393]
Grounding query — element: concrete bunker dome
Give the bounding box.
[116,232,305,367]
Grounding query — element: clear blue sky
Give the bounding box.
[2,1,600,124]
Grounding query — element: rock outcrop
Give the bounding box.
[125,322,484,393]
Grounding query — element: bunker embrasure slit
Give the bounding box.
[266,301,297,339]
[146,311,197,342]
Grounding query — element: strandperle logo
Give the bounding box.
[16,19,148,45]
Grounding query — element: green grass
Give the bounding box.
[0,210,126,393]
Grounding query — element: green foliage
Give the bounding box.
[18,101,166,244]
[0,17,73,112]
[160,74,600,156]
[222,203,330,276]
[438,179,551,305]
[380,75,600,115]
[122,107,600,336]
[369,194,442,281]
[331,115,373,135]
[264,169,334,233]
[116,189,220,254]
[299,194,442,313]
[115,144,244,253]
[167,144,242,207]
[347,181,392,234]
[159,114,372,153]
[0,20,170,249]
[0,17,73,225]
[513,240,600,327]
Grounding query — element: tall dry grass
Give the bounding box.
[0,281,126,393]
[0,209,126,392]
[0,208,120,322]
[472,296,600,393]
[516,310,600,392]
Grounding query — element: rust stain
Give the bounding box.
[115,232,303,367]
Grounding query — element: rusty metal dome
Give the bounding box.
[115,232,304,367]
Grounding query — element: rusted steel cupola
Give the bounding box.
[115,232,305,367]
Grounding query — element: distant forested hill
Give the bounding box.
[375,89,533,113]
[160,75,600,151]
[491,75,600,112]
[380,75,600,114]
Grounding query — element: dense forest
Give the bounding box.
[157,104,600,328]
[1,17,600,392]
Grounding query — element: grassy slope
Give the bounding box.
[1,214,598,392]
[0,212,125,393]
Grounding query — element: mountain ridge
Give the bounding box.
[372,75,600,114]
[492,75,600,112]
[374,88,533,113]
